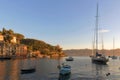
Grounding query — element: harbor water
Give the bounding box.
[0,57,120,80]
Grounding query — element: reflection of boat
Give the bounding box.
[59,64,71,75]
[59,72,71,80]
[21,68,36,74]
[92,63,108,79]
[66,57,74,61]
[91,3,109,65]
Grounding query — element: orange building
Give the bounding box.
[15,44,27,57]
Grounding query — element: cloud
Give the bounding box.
[99,29,110,33]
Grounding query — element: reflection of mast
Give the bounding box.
[95,64,103,78]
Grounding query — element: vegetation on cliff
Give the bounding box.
[20,38,63,56]
[0,28,64,56]
[0,28,24,43]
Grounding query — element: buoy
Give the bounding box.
[57,65,61,69]
[106,73,110,76]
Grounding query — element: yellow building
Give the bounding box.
[0,35,4,41]
[11,36,16,43]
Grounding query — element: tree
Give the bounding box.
[55,45,62,53]
[5,34,13,43]
[2,28,7,35]
[8,29,14,35]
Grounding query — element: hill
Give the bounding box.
[0,28,64,57]
[63,49,120,56]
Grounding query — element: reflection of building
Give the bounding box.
[0,42,27,56]
[0,42,28,57]
[0,34,28,57]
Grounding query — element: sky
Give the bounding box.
[0,0,120,50]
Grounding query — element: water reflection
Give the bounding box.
[0,60,20,80]
[0,57,120,80]
[92,63,109,80]
[9,60,20,80]
[58,74,71,80]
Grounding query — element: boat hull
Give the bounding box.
[0,56,11,60]
[59,65,71,75]
[111,56,117,59]
[66,59,73,61]
[66,57,74,61]
[21,68,36,74]
[91,56,109,65]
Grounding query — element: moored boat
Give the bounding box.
[59,64,71,75]
[21,68,36,74]
[91,54,109,64]
[111,56,117,59]
[91,3,109,65]
[21,53,36,74]
[66,56,74,61]
[0,56,12,60]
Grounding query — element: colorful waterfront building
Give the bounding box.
[15,44,27,57]
[11,36,17,43]
[0,34,4,41]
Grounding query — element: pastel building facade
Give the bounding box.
[0,34,27,56]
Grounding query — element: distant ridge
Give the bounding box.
[63,49,120,56]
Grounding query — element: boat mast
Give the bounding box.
[113,37,115,56]
[101,33,104,54]
[95,2,99,56]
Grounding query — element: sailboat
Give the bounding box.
[91,3,109,65]
[111,37,117,59]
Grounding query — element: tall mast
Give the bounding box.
[113,37,115,56]
[101,33,104,54]
[95,2,99,55]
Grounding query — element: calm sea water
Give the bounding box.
[0,57,120,80]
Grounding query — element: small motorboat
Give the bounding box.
[59,65,71,75]
[0,56,12,60]
[66,57,74,61]
[111,56,117,59]
[21,68,36,74]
